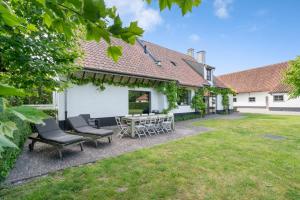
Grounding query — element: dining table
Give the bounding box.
[122,114,175,138]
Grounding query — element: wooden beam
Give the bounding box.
[102,74,106,83]
[126,77,131,84]
[92,73,96,82]
[119,76,124,83]
[81,71,86,80]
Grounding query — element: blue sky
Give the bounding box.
[106,0,300,75]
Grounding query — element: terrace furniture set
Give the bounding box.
[115,113,175,139]
[28,113,175,159]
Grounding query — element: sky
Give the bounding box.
[105,0,300,75]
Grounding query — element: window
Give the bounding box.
[233,97,237,102]
[129,91,150,114]
[177,89,191,105]
[170,61,176,66]
[273,95,284,102]
[249,97,256,102]
[206,69,212,81]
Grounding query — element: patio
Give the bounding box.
[4,117,211,185]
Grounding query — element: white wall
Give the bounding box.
[233,92,268,108]
[171,89,196,114]
[216,94,233,111]
[268,93,300,108]
[57,84,166,120]
[56,83,198,120]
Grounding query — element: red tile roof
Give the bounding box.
[218,62,290,93]
[79,38,208,87]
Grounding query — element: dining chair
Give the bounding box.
[115,116,129,138]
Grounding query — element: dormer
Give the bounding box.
[195,50,215,85]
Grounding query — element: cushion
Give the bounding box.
[75,127,113,137]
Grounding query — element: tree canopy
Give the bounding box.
[284,56,300,98]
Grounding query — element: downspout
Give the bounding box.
[64,88,68,130]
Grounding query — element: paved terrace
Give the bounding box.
[5,113,244,185]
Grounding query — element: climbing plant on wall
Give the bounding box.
[205,87,235,114]
[191,88,206,116]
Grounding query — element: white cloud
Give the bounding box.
[213,0,233,19]
[105,0,162,32]
[189,34,200,42]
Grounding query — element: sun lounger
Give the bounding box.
[29,118,84,159]
[67,116,113,147]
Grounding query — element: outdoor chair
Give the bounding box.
[144,117,157,136]
[133,118,147,139]
[115,116,129,138]
[141,114,148,116]
[155,116,165,134]
[162,116,173,133]
[79,114,101,129]
[67,116,113,147]
[29,118,84,159]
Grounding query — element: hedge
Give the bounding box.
[0,113,31,182]
[129,102,149,110]
[174,113,203,122]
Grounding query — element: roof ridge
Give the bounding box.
[218,61,290,77]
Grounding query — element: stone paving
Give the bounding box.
[5,113,244,185]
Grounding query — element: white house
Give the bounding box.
[54,39,232,126]
[218,62,300,114]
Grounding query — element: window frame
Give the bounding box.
[206,69,212,81]
[273,95,284,102]
[248,97,256,102]
[233,97,237,102]
[177,89,191,106]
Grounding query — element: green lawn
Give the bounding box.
[1,114,299,200]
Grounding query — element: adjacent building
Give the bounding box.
[218,62,300,114]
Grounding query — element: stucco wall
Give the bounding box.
[233,92,268,108]
[268,93,300,108]
[56,84,197,120]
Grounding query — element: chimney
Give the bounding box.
[196,50,206,64]
[187,48,195,58]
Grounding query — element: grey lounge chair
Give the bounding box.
[29,118,84,159]
[67,116,113,147]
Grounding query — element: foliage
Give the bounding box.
[284,56,300,98]
[0,113,31,182]
[191,88,206,116]
[2,114,300,199]
[205,86,234,114]
[0,84,47,157]
[174,112,202,122]
[156,81,178,113]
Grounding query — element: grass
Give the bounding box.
[1,114,299,200]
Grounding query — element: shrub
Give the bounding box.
[0,113,31,182]
[174,113,203,122]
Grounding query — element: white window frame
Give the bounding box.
[273,95,284,102]
[249,97,256,102]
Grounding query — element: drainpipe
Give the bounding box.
[64,89,68,130]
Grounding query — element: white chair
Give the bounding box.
[141,114,148,116]
[155,116,165,134]
[145,117,157,136]
[115,117,129,138]
[162,116,173,133]
[133,118,147,139]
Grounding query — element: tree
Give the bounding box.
[0,0,201,154]
[284,56,300,98]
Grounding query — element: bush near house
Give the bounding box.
[174,113,202,122]
[0,114,31,182]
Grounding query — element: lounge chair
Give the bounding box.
[29,118,84,159]
[67,116,113,147]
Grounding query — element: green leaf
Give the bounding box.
[0,121,17,138]
[107,46,122,62]
[159,0,173,10]
[43,13,53,27]
[83,0,106,22]
[8,106,48,124]
[27,24,38,32]
[0,135,18,148]
[0,84,25,97]
[36,0,45,6]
